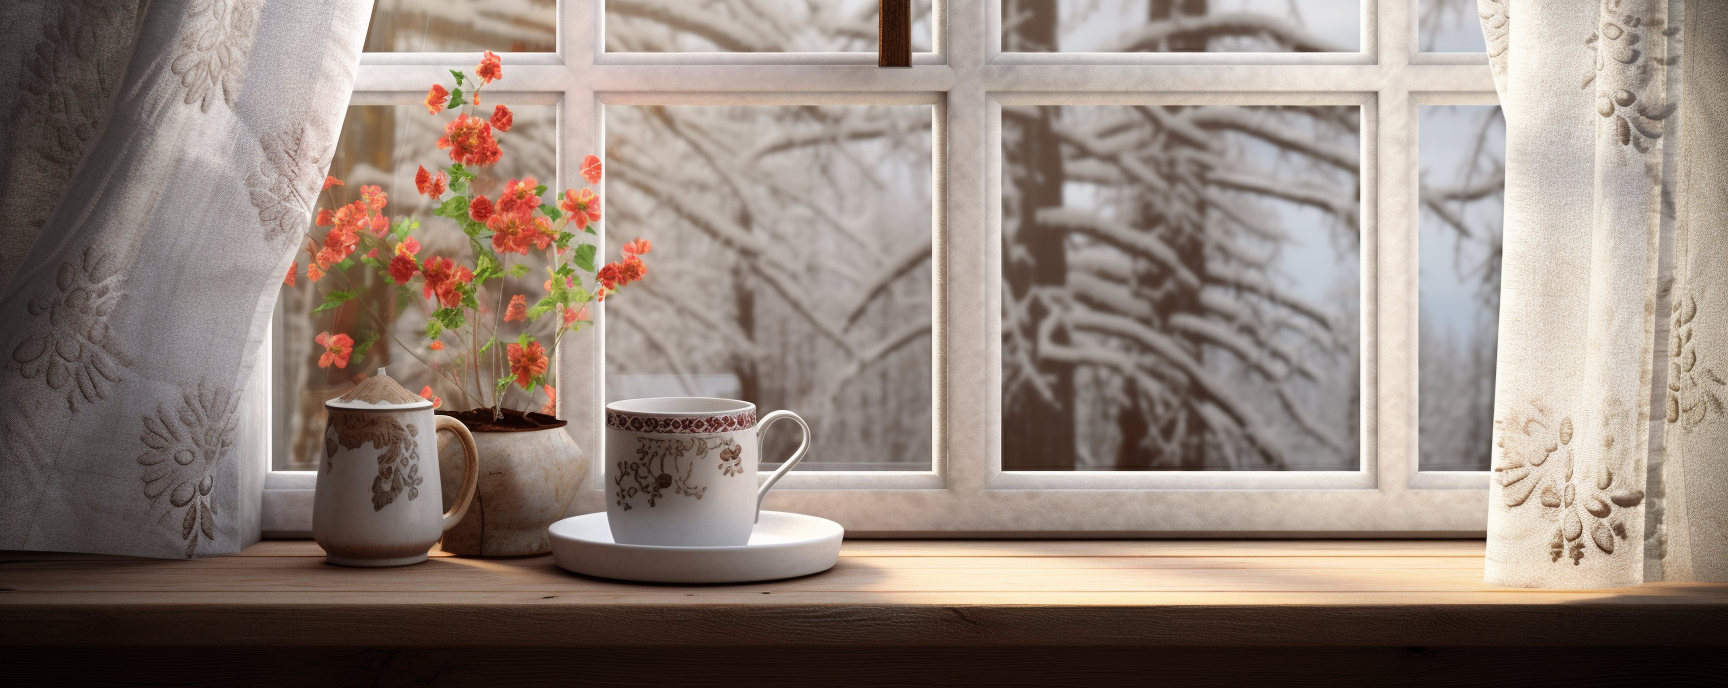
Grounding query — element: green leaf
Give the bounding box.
[540,203,562,222]
[350,331,380,364]
[584,226,597,235]
[435,195,470,221]
[447,87,466,109]
[496,375,519,395]
[479,336,497,354]
[506,264,530,278]
[450,70,466,87]
[573,244,597,272]
[569,286,592,304]
[433,307,466,330]
[311,290,359,314]
[533,184,548,197]
[518,332,532,347]
[425,319,444,340]
[395,286,414,311]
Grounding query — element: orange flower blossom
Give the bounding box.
[316,332,354,369]
[506,340,548,389]
[559,188,600,230]
[504,294,527,322]
[424,84,448,115]
[436,114,500,167]
[476,51,502,84]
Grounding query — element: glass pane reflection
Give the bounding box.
[1004,0,1359,53]
[365,0,555,53]
[1002,105,1361,471]
[606,0,933,52]
[605,105,935,471]
[1418,105,1504,472]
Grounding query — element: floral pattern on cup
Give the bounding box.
[606,409,757,435]
[613,435,741,510]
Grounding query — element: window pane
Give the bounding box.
[605,105,934,471]
[1418,0,1487,52]
[1418,105,1504,472]
[606,0,933,52]
[1002,105,1361,471]
[1004,0,1359,53]
[273,104,559,471]
[365,0,556,53]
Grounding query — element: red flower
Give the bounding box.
[620,254,646,282]
[486,212,534,254]
[322,176,344,190]
[497,177,540,218]
[430,341,444,351]
[489,104,513,132]
[476,51,502,84]
[316,226,357,267]
[362,185,388,212]
[539,385,557,416]
[283,261,296,286]
[436,114,500,167]
[388,253,419,284]
[414,166,447,198]
[559,188,600,230]
[395,237,421,256]
[469,195,495,223]
[421,256,473,308]
[315,208,334,226]
[307,263,324,283]
[623,238,651,257]
[506,340,548,389]
[418,385,444,410]
[504,294,527,322]
[596,262,622,291]
[580,154,602,185]
[425,84,449,115]
[316,332,354,369]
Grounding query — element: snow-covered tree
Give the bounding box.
[1003,0,1361,470]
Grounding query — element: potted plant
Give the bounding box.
[287,51,649,555]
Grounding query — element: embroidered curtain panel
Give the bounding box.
[0,0,372,558]
[1481,0,1728,586]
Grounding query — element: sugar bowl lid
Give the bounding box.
[326,368,432,410]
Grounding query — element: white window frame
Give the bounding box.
[263,0,1500,538]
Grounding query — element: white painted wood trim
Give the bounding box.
[266,0,1504,538]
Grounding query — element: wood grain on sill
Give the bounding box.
[3,539,1725,649]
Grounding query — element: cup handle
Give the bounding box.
[435,416,481,532]
[754,410,811,523]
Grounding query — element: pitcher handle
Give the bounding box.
[754,410,811,523]
[435,416,481,531]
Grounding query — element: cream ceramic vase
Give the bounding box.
[313,371,480,567]
[437,418,588,556]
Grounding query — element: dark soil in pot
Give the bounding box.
[437,407,567,432]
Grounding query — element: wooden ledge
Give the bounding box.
[4,539,1726,651]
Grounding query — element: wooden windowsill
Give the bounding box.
[4,539,1725,650]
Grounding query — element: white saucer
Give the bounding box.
[548,511,844,584]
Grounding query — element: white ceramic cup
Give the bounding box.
[605,397,811,546]
[314,382,480,567]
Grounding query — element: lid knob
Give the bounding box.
[329,368,428,409]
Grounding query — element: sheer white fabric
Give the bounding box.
[1481,0,1727,586]
[0,1,372,558]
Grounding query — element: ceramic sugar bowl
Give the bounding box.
[313,369,479,566]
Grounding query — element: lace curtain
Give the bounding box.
[0,1,372,558]
[1481,0,1727,586]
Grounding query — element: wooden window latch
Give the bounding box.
[880,0,911,67]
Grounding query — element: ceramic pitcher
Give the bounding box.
[313,369,479,566]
